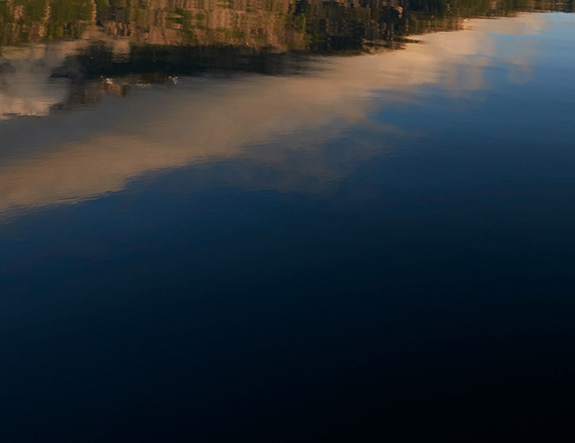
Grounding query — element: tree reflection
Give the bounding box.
[0,0,570,111]
[0,0,570,50]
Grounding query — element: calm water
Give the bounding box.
[1,1,575,441]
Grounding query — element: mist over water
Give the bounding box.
[1,1,575,442]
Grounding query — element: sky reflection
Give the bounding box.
[1,7,575,443]
[0,14,554,219]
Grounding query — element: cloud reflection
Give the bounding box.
[0,14,547,219]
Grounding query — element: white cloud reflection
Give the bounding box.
[0,14,548,219]
[0,43,79,120]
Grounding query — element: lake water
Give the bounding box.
[1,1,575,441]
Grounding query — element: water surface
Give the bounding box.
[1,1,575,442]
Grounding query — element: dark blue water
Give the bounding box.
[1,8,575,443]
